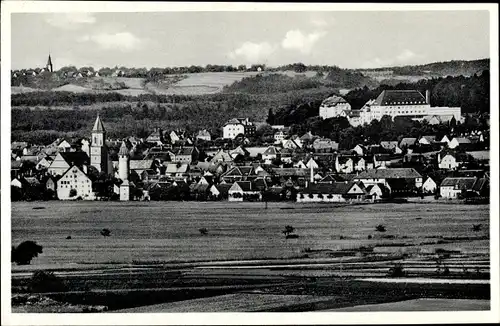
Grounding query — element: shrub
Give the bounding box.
[199,228,208,235]
[375,224,386,232]
[472,224,482,232]
[282,225,295,236]
[308,193,314,199]
[29,271,67,293]
[69,188,77,198]
[11,241,43,265]
[100,228,111,237]
[327,194,334,199]
[299,193,304,199]
[388,263,405,277]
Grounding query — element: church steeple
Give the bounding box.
[46,54,53,73]
[90,114,108,174]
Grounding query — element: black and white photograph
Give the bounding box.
[1,2,499,325]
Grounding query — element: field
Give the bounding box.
[11,201,489,267]
[11,201,491,312]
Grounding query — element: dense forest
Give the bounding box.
[356,59,489,77]
[222,74,324,94]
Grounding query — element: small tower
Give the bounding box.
[118,141,130,201]
[46,54,53,73]
[90,115,109,174]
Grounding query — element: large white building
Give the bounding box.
[57,165,94,200]
[348,90,461,126]
[222,118,256,139]
[319,95,351,119]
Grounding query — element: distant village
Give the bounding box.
[11,82,490,204]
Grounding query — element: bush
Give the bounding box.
[29,271,67,293]
[375,224,386,232]
[282,225,295,236]
[11,241,43,265]
[69,188,77,198]
[388,263,405,277]
[199,228,208,235]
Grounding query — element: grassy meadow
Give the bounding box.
[11,201,490,267]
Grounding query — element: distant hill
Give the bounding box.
[357,59,489,79]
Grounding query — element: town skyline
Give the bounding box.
[11,10,490,70]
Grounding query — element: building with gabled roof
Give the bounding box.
[48,151,90,176]
[354,168,423,190]
[319,95,351,119]
[228,181,262,202]
[57,165,94,200]
[223,118,256,139]
[357,90,461,126]
[440,177,477,198]
[297,181,367,202]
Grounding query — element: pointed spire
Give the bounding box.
[47,54,52,66]
[92,115,105,132]
[118,141,129,156]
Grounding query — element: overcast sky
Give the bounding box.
[11,10,490,70]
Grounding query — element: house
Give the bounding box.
[57,165,94,200]
[422,177,438,194]
[169,131,181,144]
[354,168,423,190]
[196,129,212,141]
[169,147,199,164]
[36,156,53,170]
[380,141,401,153]
[130,159,156,175]
[210,149,234,163]
[418,136,437,145]
[335,156,354,174]
[422,115,455,125]
[470,178,489,197]
[262,146,280,163]
[449,137,472,149]
[213,183,232,200]
[438,153,471,170]
[399,138,417,148]
[228,181,261,202]
[283,137,303,149]
[374,154,403,168]
[439,177,477,199]
[365,183,390,200]
[352,145,366,156]
[48,152,90,176]
[56,139,73,152]
[45,176,57,192]
[313,138,339,152]
[164,163,189,178]
[141,169,159,182]
[222,118,256,139]
[273,128,289,144]
[221,166,254,183]
[146,128,164,145]
[300,131,317,144]
[440,135,452,145]
[11,177,23,189]
[245,147,268,159]
[297,181,367,203]
[467,151,489,165]
[319,95,352,119]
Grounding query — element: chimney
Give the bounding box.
[425,90,430,105]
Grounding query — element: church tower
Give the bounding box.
[46,54,53,73]
[90,115,108,174]
[118,141,130,201]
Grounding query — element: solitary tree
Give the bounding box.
[12,241,43,265]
